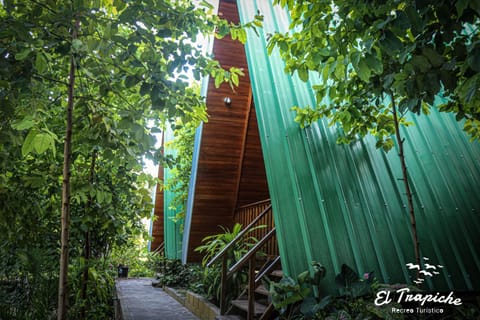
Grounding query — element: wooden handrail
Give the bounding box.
[152,242,165,255]
[234,199,277,258]
[229,228,276,275]
[243,228,277,320]
[209,202,277,318]
[206,204,272,268]
[255,255,281,284]
[236,198,271,210]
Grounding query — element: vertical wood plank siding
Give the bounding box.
[234,199,278,257]
[183,0,270,262]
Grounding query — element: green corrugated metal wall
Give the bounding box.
[237,0,480,294]
[163,127,183,259]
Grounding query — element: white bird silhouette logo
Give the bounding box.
[406,257,444,286]
[406,263,420,270]
[419,270,433,277]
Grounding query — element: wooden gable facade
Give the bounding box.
[151,0,270,263]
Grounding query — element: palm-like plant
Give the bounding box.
[195,223,265,304]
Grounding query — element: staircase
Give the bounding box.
[206,201,283,320]
[230,265,283,320]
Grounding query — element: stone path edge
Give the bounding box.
[114,279,132,320]
[164,287,221,320]
[163,286,187,306]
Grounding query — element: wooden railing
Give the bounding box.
[234,199,278,257]
[206,204,278,319]
[152,242,165,256]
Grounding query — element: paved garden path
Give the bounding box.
[115,278,199,320]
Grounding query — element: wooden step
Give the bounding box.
[231,299,268,316]
[255,284,269,296]
[270,269,283,278]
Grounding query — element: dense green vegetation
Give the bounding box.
[0,0,259,318]
[163,91,207,229]
[270,0,480,144]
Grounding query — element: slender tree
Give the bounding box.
[57,17,79,319]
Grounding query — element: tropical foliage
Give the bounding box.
[152,258,203,289]
[195,223,263,305]
[163,91,208,228]
[269,0,480,145]
[0,0,259,318]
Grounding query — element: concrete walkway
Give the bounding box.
[115,278,199,320]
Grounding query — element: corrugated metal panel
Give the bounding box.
[163,126,182,259]
[237,0,480,293]
[182,122,204,263]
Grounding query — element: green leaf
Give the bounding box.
[15,48,31,61]
[214,73,223,88]
[456,111,465,121]
[457,74,480,103]
[12,117,35,130]
[467,47,480,72]
[297,270,310,285]
[411,55,431,72]
[380,30,403,54]
[391,10,411,35]
[140,82,151,96]
[300,296,318,317]
[356,59,371,82]
[35,53,48,74]
[298,65,309,82]
[230,28,238,41]
[471,1,480,16]
[364,53,383,75]
[125,75,139,88]
[335,264,359,288]
[398,98,419,113]
[422,47,444,68]
[199,0,214,9]
[231,72,239,87]
[113,0,126,11]
[334,56,345,80]
[22,130,37,157]
[455,0,469,16]
[321,63,330,83]
[33,133,54,154]
[405,6,423,35]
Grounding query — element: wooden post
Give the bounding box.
[220,254,228,315]
[247,256,255,320]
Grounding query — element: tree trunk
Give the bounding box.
[390,92,421,279]
[57,19,80,320]
[80,150,97,320]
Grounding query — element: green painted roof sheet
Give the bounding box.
[237,0,480,293]
[163,126,183,260]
